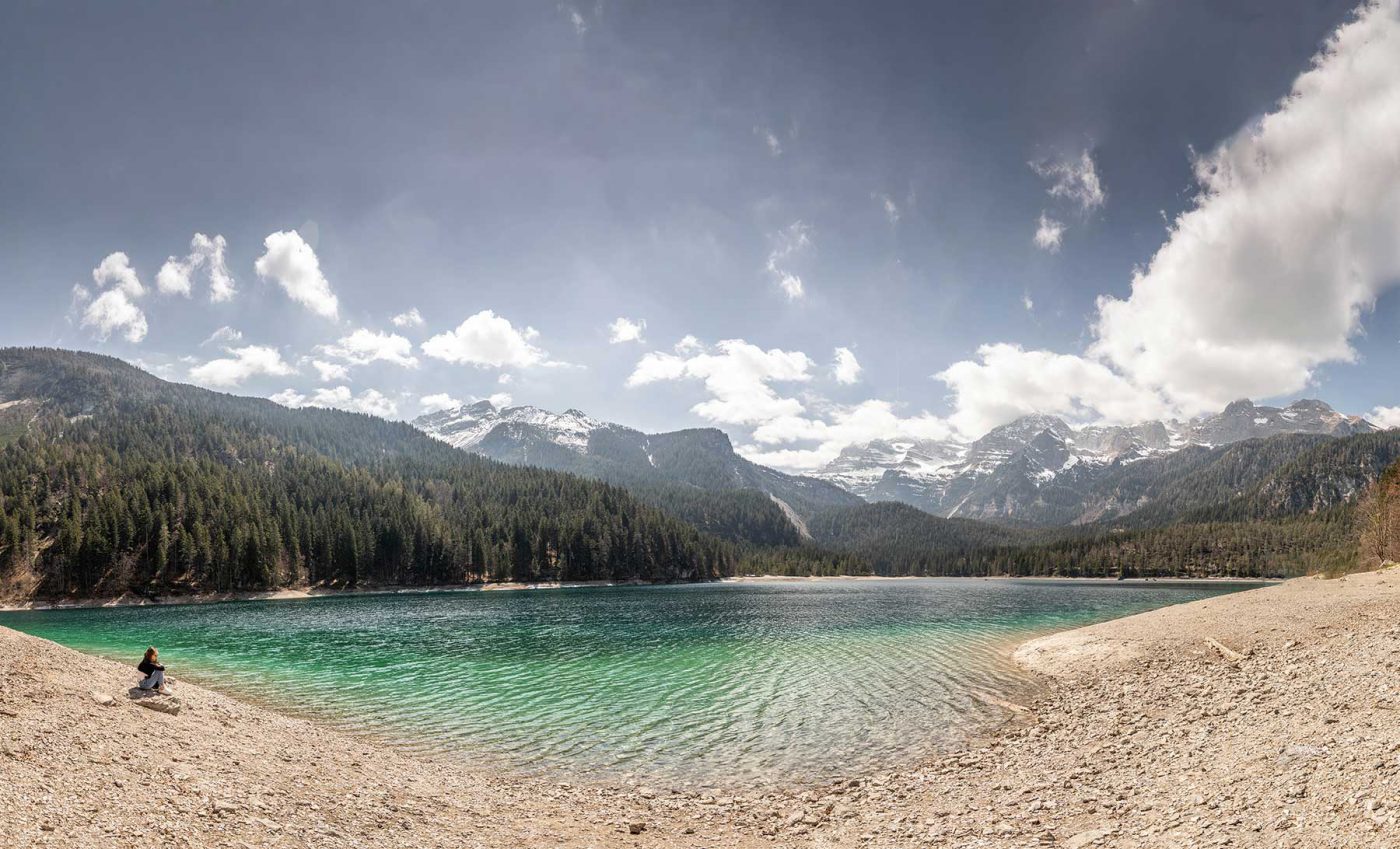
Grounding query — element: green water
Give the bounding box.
[0,578,1259,787]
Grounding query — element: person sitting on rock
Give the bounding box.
[137,646,173,695]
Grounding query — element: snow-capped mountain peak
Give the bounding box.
[811,399,1379,522]
[415,401,603,453]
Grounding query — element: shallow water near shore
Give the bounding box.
[0,578,1260,787]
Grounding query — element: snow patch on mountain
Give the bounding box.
[415,400,603,452]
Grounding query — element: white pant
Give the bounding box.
[139,669,165,690]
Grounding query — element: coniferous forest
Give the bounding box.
[0,349,732,597]
[0,347,1394,601]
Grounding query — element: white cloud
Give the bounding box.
[765,221,811,300]
[935,343,1168,439]
[1089,1,1400,416]
[875,193,900,224]
[391,307,424,328]
[497,373,514,385]
[189,345,296,388]
[755,126,782,156]
[419,393,462,414]
[201,326,242,346]
[199,234,236,303]
[81,289,148,343]
[92,252,144,297]
[320,328,419,368]
[1031,149,1106,213]
[157,233,235,301]
[254,230,339,319]
[627,338,812,425]
[270,385,398,418]
[674,334,702,354]
[79,252,148,342]
[155,258,193,297]
[559,3,588,34]
[488,392,513,408]
[1033,213,1065,252]
[742,400,956,473]
[421,310,552,369]
[268,388,307,407]
[1022,293,1035,312]
[1369,406,1400,430]
[311,359,350,382]
[607,316,647,344]
[832,347,862,384]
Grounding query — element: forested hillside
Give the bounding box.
[0,348,1391,598]
[797,501,1352,579]
[0,348,733,599]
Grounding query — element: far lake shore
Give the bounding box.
[0,571,1279,612]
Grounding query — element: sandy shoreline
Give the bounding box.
[2,568,1394,847]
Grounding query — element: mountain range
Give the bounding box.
[413,401,859,529]
[414,397,1384,529]
[815,399,1377,525]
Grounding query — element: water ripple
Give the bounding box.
[0,578,1257,788]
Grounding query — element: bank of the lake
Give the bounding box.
[1,569,1395,848]
[0,572,1282,612]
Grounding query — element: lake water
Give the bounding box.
[0,578,1259,787]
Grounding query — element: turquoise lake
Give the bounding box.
[0,578,1260,787]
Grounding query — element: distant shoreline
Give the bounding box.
[0,571,1279,612]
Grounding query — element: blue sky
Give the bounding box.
[2,1,1398,470]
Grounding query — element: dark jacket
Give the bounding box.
[138,658,164,676]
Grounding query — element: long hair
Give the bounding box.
[144,646,158,663]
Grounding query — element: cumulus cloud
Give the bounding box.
[741,400,957,473]
[79,252,147,342]
[320,328,419,368]
[391,307,424,328]
[419,393,462,414]
[81,289,148,343]
[311,359,350,382]
[92,252,144,297]
[607,317,647,344]
[270,385,398,418]
[1033,213,1065,252]
[1089,0,1400,416]
[765,222,811,300]
[627,339,812,425]
[674,335,702,354]
[1031,149,1106,213]
[201,326,242,346]
[936,343,1167,439]
[832,347,862,384]
[1369,406,1400,430]
[421,310,553,369]
[156,233,235,301]
[189,345,296,388]
[254,230,339,319]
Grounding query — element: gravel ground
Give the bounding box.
[3,567,1395,848]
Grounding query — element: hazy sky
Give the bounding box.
[3,0,1398,471]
